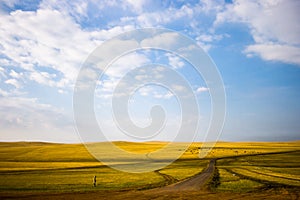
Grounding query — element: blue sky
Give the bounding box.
[0,0,299,142]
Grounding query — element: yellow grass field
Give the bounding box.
[0,141,299,198]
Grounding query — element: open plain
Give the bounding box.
[0,141,299,199]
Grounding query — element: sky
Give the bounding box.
[0,0,299,143]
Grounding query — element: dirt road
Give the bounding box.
[154,159,216,191]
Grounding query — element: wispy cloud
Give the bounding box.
[0,96,77,142]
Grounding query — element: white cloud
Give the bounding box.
[0,8,136,91]
[0,88,9,97]
[154,91,174,99]
[195,33,228,51]
[99,80,118,92]
[58,89,64,94]
[39,0,88,21]
[135,74,148,81]
[197,34,214,43]
[0,59,12,68]
[96,80,176,100]
[125,0,148,13]
[136,86,174,99]
[196,86,209,93]
[166,53,185,69]
[5,78,20,89]
[0,9,95,88]
[105,52,150,78]
[117,2,206,31]
[138,86,152,96]
[89,25,135,42]
[9,70,22,79]
[172,84,186,92]
[0,9,135,87]
[29,71,57,87]
[141,32,181,49]
[0,67,6,78]
[244,44,300,65]
[94,51,151,100]
[215,0,300,65]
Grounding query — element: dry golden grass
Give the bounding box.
[0,140,299,194]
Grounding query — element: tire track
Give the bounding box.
[154,170,178,185]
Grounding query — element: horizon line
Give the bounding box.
[0,139,299,145]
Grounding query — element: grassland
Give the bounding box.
[0,142,209,193]
[0,141,299,198]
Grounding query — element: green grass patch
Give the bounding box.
[218,178,263,192]
[216,168,263,192]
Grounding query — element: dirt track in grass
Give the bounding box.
[151,159,216,192]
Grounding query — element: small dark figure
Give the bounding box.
[93,175,97,187]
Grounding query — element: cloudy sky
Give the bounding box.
[0,0,299,143]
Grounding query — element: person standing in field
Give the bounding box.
[93,175,97,187]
